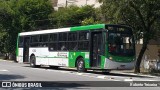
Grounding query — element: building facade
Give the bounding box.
[52,0,101,10]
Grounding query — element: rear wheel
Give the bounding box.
[76,58,86,72]
[50,66,59,69]
[30,55,40,68]
[102,70,111,74]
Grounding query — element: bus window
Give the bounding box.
[39,34,49,47]
[108,32,135,56]
[31,35,39,43]
[49,34,57,42]
[59,33,67,41]
[68,32,77,51]
[40,34,49,42]
[18,36,24,47]
[58,42,68,51]
[78,31,89,51]
[58,33,68,51]
[79,31,89,40]
[68,32,77,41]
[78,41,89,51]
[49,43,57,51]
[30,35,40,47]
[49,34,58,51]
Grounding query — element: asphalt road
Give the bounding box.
[0,59,160,90]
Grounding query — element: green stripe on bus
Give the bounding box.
[108,54,135,63]
[101,55,106,69]
[70,24,105,31]
[68,52,90,68]
[16,33,20,56]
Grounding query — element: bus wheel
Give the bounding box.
[77,58,86,72]
[102,70,111,75]
[30,55,40,68]
[50,66,59,69]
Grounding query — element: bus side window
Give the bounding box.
[68,32,77,51]
[30,35,39,47]
[18,36,24,47]
[31,35,39,43]
[40,34,49,42]
[79,32,89,40]
[78,31,89,51]
[49,34,58,51]
[49,43,57,51]
[39,34,49,47]
[58,33,68,51]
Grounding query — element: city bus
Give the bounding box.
[16,24,135,72]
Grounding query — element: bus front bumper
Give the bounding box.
[104,58,135,70]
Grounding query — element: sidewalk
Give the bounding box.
[111,70,159,77]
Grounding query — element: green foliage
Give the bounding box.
[81,17,102,25]
[0,0,53,53]
[98,0,160,73]
[53,5,97,28]
[99,0,160,40]
[0,1,102,54]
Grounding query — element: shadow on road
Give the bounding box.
[0,74,25,80]
[22,64,153,78]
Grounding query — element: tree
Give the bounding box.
[0,0,54,58]
[81,17,102,25]
[53,5,97,28]
[98,0,160,73]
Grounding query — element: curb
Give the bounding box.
[116,72,159,78]
[0,59,15,62]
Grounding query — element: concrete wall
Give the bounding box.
[136,44,160,60]
[54,0,101,10]
[136,44,160,69]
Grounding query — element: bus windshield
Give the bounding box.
[107,26,135,56]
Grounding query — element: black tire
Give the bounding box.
[76,58,86,72]
[102,70,110,74]
[50,66,59,69]
[30,55,40,68]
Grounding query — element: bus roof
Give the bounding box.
[70,24,105,31]
[19,24,105,36]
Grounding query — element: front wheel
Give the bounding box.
[76,58,86,72]
[50,66,59,69]
[30,55,40,68]
[102,70,111,74]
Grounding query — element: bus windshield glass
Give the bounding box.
[107,25,135,56]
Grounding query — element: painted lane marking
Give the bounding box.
[124,79,133,81]
[31,68,158,81]
[132,79,159,81]
[0,69,9,72]
[97,76,106,79]
[118,72,158,78]
[0,60,14,62]
[77,73,83,75]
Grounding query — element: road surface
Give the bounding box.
[0,59,160,90]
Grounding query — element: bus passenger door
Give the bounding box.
[90,31,102,67]
[23,37,30,62]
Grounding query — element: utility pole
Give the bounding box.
[86,0,88,5]
[66,0,68,7]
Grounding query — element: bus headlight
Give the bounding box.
[109,56,112,60]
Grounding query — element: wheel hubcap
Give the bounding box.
[78,61,83,70]
[30,57,34,66]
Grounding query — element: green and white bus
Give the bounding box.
[16,24,135,72]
